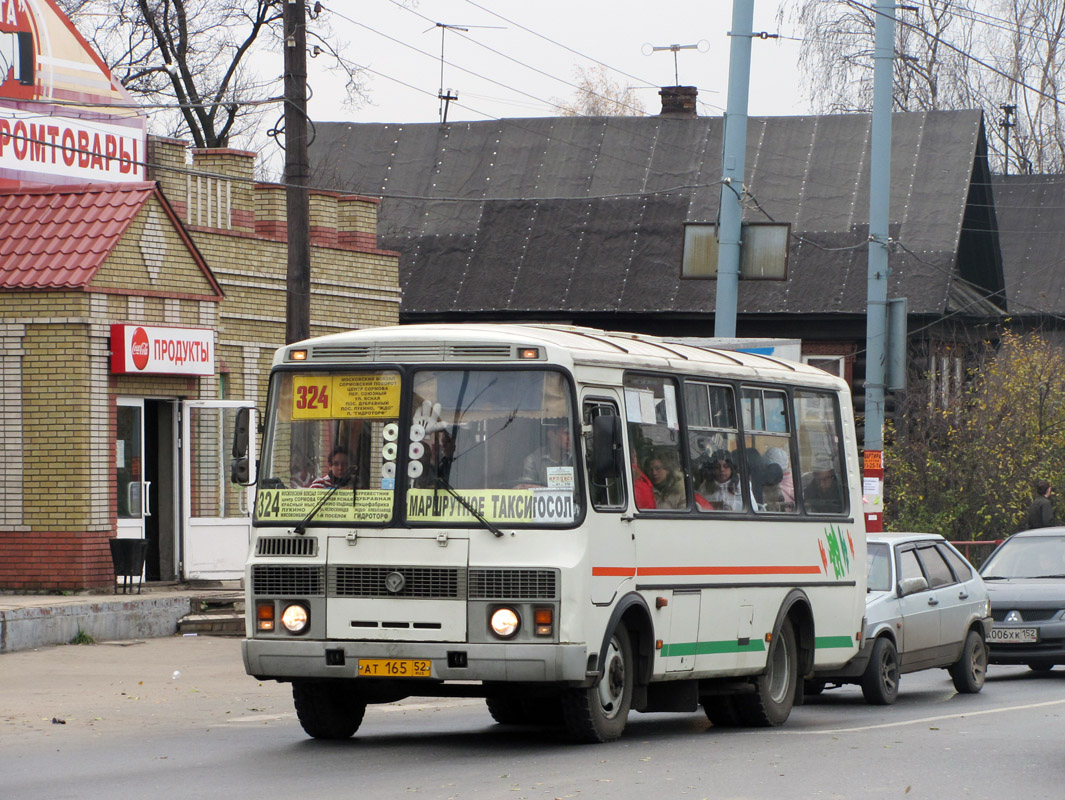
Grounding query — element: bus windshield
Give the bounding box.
[256,367,578,527]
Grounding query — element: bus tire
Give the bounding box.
[861,636,900,705]
[735,618,798,727]
[562,625,634,743]
[292,680,366,739]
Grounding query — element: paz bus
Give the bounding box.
[233,323,866,743]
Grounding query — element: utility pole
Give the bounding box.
[1000,103,1016,176]
[714,0,754,338]
[863,0,895,533]
[284,0,311,344]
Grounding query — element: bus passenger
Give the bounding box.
[762,447,795,511]
[803,458,844,513]
[646,449,687,509]
[632,450,656,510]
[517,419,572,488]
[310,447,354,489]
[699,450,742,511]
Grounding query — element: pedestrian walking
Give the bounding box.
[1026,478,1057,529]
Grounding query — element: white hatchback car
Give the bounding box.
[810,532,993,704]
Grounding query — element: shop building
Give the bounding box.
[0,3,399,590]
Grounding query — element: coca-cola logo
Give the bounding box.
[130,327,150,370]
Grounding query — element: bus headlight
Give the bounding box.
[280,603,310,634]
[490,607,520,638]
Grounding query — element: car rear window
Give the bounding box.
[938,544,974,582]
[917,545,955,588]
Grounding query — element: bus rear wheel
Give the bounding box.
[734,618,798,727]
[292,680,367,739]
[562,626,634,743]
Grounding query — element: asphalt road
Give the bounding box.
[1,635,1062,800]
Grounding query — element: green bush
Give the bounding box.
[886,331,1065,540]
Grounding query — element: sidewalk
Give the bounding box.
[0,582,243,654]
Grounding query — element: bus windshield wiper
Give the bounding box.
[294,469,357,535]
[433,475,505,538]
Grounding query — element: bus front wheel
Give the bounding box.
[292,680,366,739]
[562,626,634,743]
[735,618,797,727]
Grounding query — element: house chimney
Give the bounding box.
[659,86,698,118]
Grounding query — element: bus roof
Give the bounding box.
[275,323,845,389]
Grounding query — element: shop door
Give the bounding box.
[116,398,147,541]
[181,401,255,580]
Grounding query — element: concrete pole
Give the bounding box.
[284,0,311,345]
[863,1,895,531]
[714,0,754,338]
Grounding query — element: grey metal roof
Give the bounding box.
[992,174,1065,315]
[311,110,1003,320]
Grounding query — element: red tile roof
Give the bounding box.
[0,182,157,290]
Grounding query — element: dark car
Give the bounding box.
[811,533,991,704]
[980,527,1065,670]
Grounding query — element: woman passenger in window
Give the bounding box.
[645,449,687,509]
[699,450,743,511]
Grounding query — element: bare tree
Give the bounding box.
[57,0,364,152]
[552,65,645,117]
[786,0,1065,172]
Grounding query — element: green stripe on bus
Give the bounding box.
[660,640,767,657]
[814,636,855,648]
[662,636,855,657]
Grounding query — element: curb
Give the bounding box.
[0,595,193,654]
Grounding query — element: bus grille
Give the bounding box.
[468,568,558,600]
[330,566,465,599]
[255,536,317,557]
[252,565,325,596]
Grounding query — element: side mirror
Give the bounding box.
[231,456,250,485]
[592,414,623,482]
[230,407,255,485]
[232,407,251,459]
[898,575,929,597]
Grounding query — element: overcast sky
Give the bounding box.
[306,0,807,125]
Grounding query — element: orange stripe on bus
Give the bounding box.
[592,567,638,577]
[593,565,824,577]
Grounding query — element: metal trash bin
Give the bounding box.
[109,538,148,594]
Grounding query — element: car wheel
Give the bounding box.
[1027,661,1055,673]
[803,679,827,696]
[485,694,563,725]
[948,629,987,693]
[485,695,525,724]
[292,680,366,739]
[733,618,798,727]
[702,695,742,727]
[562,626,634,743]
[861,636,900,705]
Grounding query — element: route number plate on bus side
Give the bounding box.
[357,658,431,677]
[988,627,1038,643]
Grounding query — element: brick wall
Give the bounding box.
[0,138,401,590]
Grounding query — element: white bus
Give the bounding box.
[234,323,866,743]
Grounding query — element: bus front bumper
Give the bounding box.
[243,638,590,685]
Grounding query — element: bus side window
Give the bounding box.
[739,387,797,514]
[794,389,848,515]
[584,401,625,511]
[624,374,688,511]
[686,382,743,513]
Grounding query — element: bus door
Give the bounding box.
[582,393,635,605]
